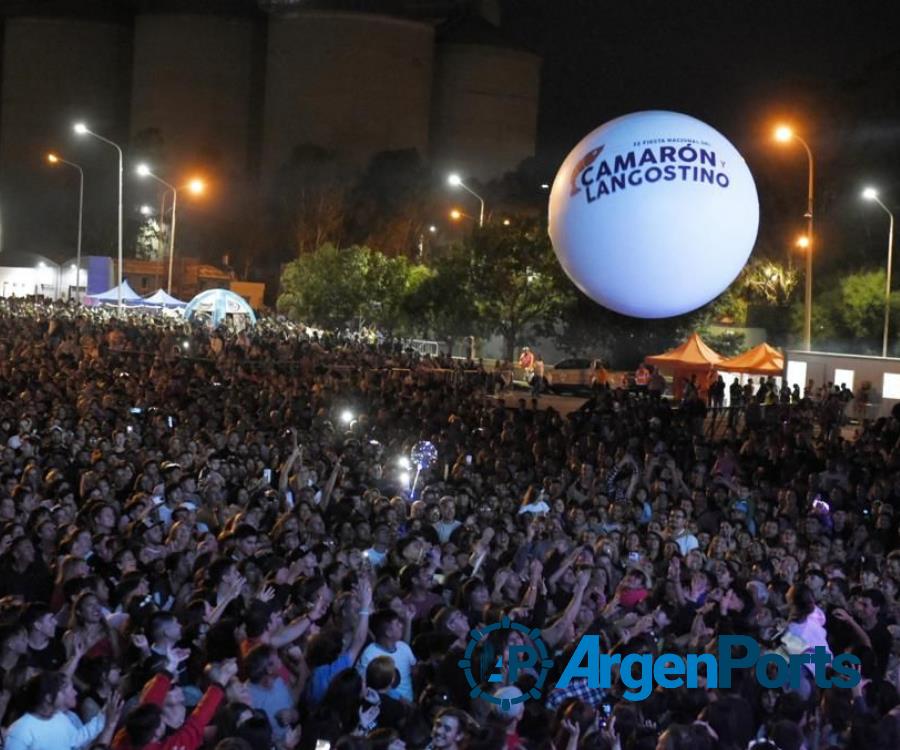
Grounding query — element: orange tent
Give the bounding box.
[645,333,724,369]
[717,343,784,375]
[645,333,724,399]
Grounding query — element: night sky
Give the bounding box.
[2,0,899,275]
[505,0,899,160]
[499,0,900,272]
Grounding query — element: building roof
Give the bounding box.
[435,12,535,53]
[0,250,60,269]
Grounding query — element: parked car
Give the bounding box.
[545,358,605,393]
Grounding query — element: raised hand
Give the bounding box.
[207,657,239,685]
[220,574,247,603]
[283,725,302,750]
[358,703,380,730]
[104,690,124,724]
[561,717,580,739]
[165,645,191,674]
[575,568,591,589]
[358,575,373,610]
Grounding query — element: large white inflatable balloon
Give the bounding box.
[548,111,759,318]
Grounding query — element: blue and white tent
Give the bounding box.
[184,288,257,328]
[84,280,148,306]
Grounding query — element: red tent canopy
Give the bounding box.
[717,343,784,375]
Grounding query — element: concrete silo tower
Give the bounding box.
[260,7,435,180]
[430,14,540,182]
[129,2,263,177]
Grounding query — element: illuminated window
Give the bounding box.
[884,373,900,399]
[786,360,807,391]
[834,369,855,392]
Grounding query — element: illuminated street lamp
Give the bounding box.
[73,122,123,310]
[774,124,815,350]
[862,187,896,357]
[140,205,153,216]
[136,164,205,294]
[795,235,810,249]
[46,152,84,300]
[447,173,484,227]
[450,208,475,223]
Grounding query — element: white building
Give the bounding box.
[786,349,900,419]
[0,251,86,299]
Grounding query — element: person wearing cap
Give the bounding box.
[489,686,526,750]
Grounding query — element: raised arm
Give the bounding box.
[279,443,302,493]
[318,457,342,513]
[542,569,589,648]
[346,576,374,664]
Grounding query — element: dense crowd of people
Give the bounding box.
[1,297,899,750]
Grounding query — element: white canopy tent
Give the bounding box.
[144,289,187,308]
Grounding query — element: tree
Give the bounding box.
[465,218,573,361]
[277,243,426,331]
[739,259,800,305]
[135,217,163,260]
[792,269,900,354]
[403,249,483,351]
[344,149,435,257]
[272,144,349,255]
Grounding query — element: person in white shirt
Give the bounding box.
[433,497,461,543]
[6,671,121,750]
[364,523,392,567]
[518,486,550,516]
[357,609,416,702]
[667,508,698,556]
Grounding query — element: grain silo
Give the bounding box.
[0,8,130,255]
[430,16,540,182]
[260,10,434,180]
[129,9,262,177]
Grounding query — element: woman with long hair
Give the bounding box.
[301,668,377,750]
[65,591,120,662]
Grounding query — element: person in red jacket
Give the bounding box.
[113,645,238,750]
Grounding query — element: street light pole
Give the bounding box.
[137,166,178,294]
[863,189,896,357]
[168,188,178,295]
[799,136,814,353]
[74,123,124,311]
[137,170,205,295]
[774,126,815,351]
[448,174,485,227]
[47,154,84,299]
